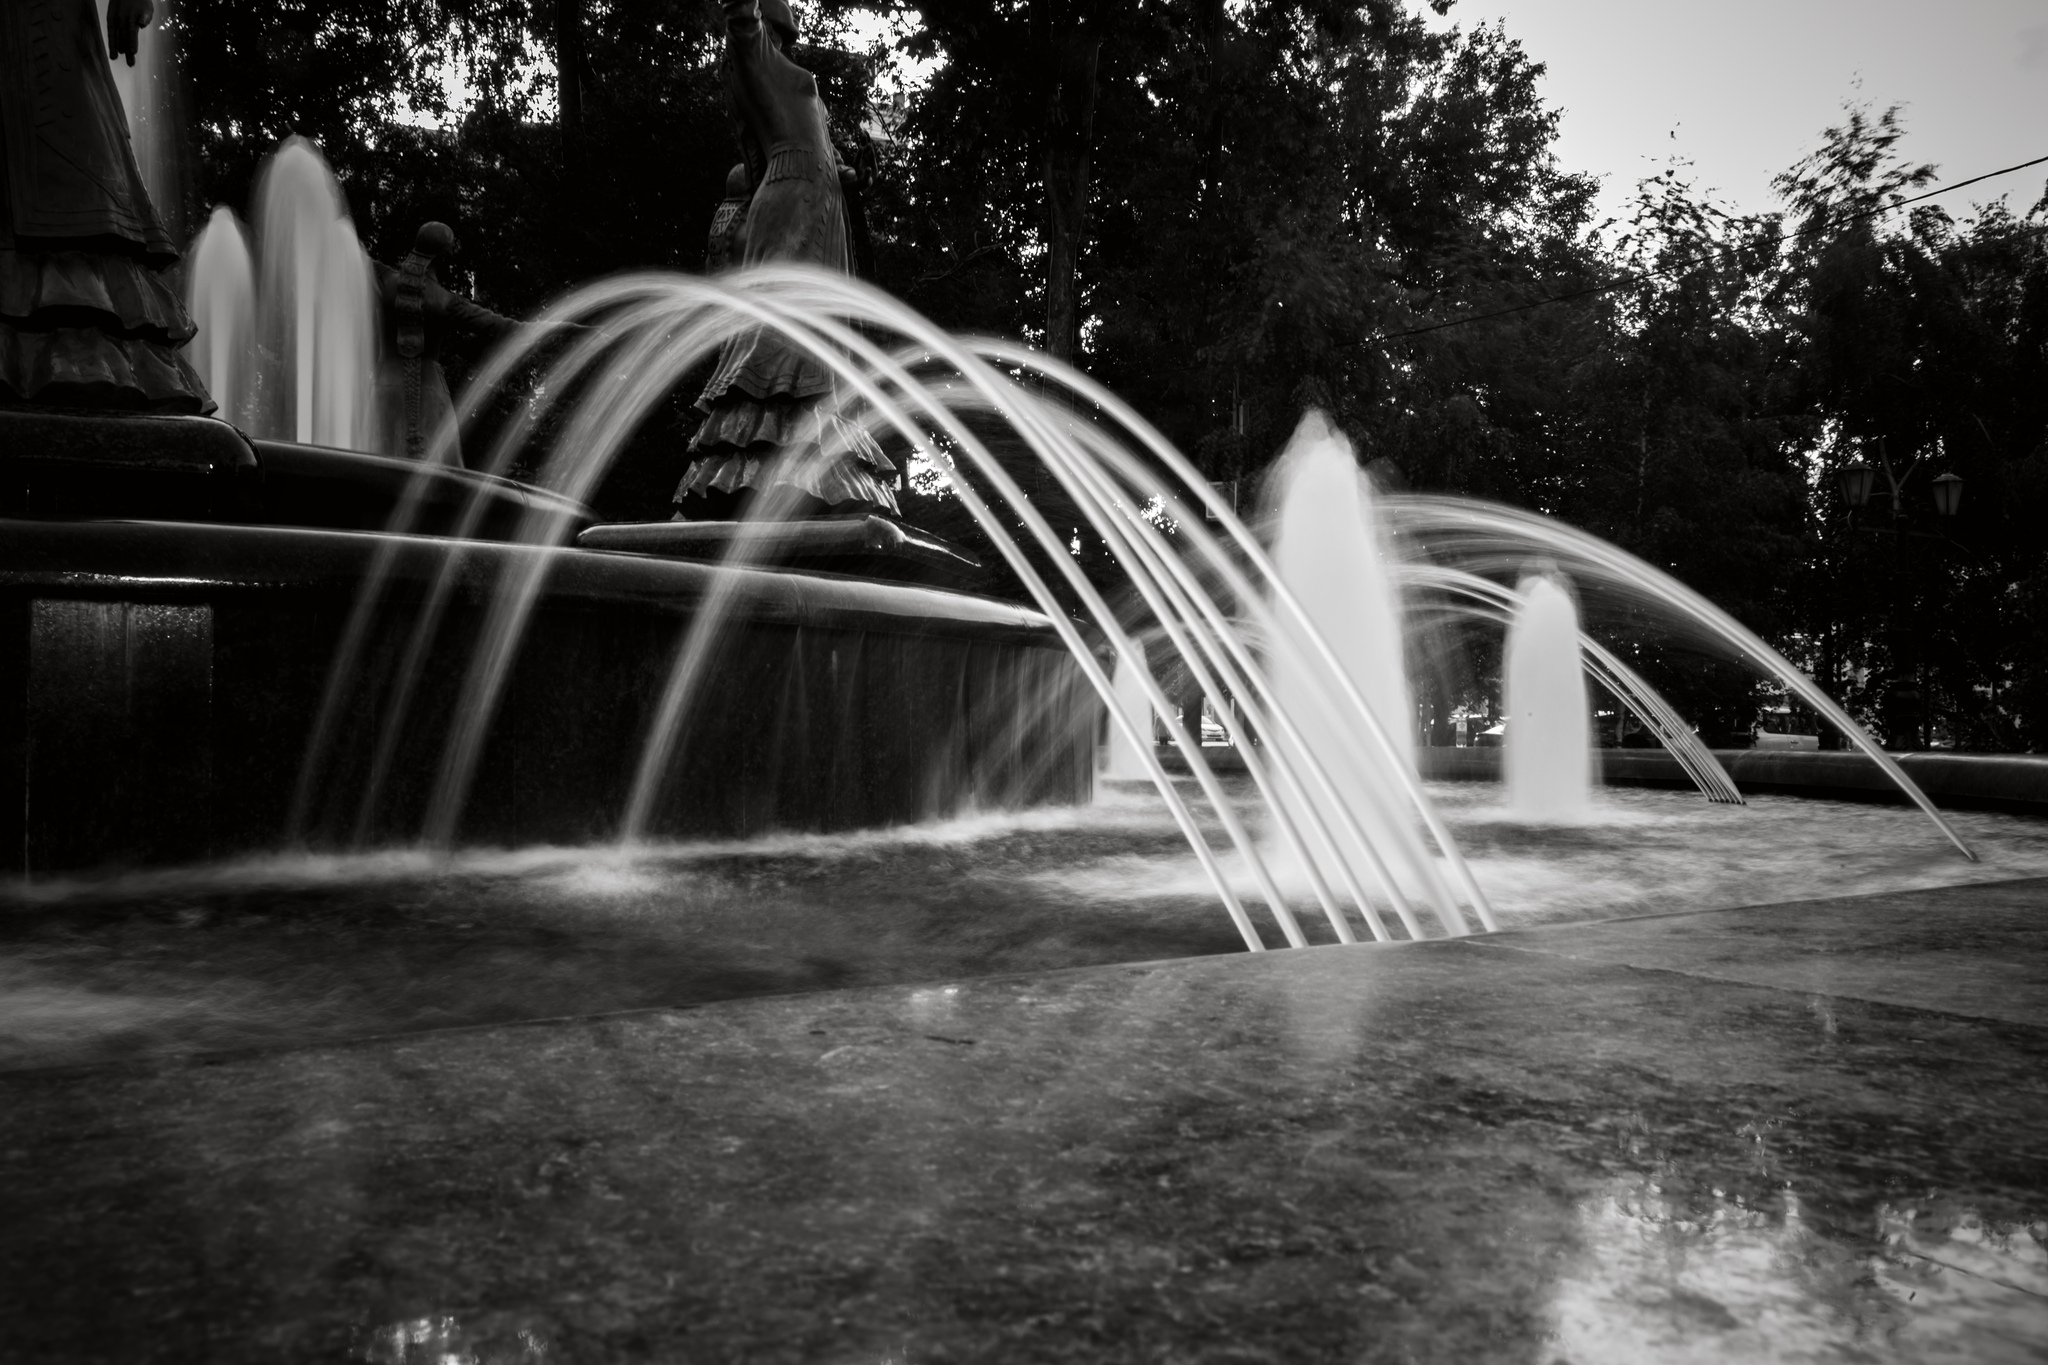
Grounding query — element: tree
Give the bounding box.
[1776,106,2048,747]
[884,0,1140,362]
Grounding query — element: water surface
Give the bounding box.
[4,780,2043,1070]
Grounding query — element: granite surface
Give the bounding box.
[1484,877,2048,1027]
[2,882,2046,1363]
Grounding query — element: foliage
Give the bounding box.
[1774,109,2048,747]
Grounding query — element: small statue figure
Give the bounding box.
[0,0,209,412]
[705,163,751,275]
[673,0,898,520]
[370,222,525,464]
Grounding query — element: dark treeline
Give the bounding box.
[168,0,2048,749]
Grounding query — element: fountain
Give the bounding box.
[1259,414,1467,939]
[9,14,2046,1363]
[1501,573,1593,820]
[2,250,1988,932]
[247,139,378,449]
[183,206,255,427]
[0,46,1984,927]
[182,139,380,447]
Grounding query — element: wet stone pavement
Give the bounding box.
[2,880,2045,1363]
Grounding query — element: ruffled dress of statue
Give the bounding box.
[676,3,897,515]
[0,0,209,413]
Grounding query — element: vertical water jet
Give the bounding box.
[1502,574,1595,820]
[185,207,255,427]
[1260,414,1458,931]
[1101,652,1155,781]
[251,139,377,448]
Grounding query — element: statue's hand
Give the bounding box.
[105,0,154,66]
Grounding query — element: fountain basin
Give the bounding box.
[1415,746,2048,814]
[0,409,588,538]
[0,505,1092,875]
[1147,746,2048,814]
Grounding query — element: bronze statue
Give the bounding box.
[370,222,525,464]
[705,163,751,275]
[673,0,898,520]
[0,0,208,412]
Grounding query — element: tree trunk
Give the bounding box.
[1195,0,1227,198]
[554,0,585,144]
[1041,13,1110,365]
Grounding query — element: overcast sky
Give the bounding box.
[1428,0,2048,228]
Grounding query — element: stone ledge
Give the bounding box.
[1147,744,2048,813]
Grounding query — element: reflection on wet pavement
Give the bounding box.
[1,805,2044,1361]
[357,1315,551,1364]
[1550,1124,2048,1363]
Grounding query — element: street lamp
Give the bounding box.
[1836,460,1878,508]
[1930,472,1963,518]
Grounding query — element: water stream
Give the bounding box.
[285,264,1972,955]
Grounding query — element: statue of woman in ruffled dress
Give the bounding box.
[0,0,209,412]
[672,0,898,520]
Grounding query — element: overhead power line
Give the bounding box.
[1354,151,2048,348]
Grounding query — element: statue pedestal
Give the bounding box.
[0,409,256,519]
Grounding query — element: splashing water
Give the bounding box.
[1503,574,1593,820]
[248,138,377,448]
[184,207,255,427]
[1101,654,1155,782]
[1262,416,1466,939]
[293,264,1970,953]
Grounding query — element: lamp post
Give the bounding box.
[1832,447,1968,751]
